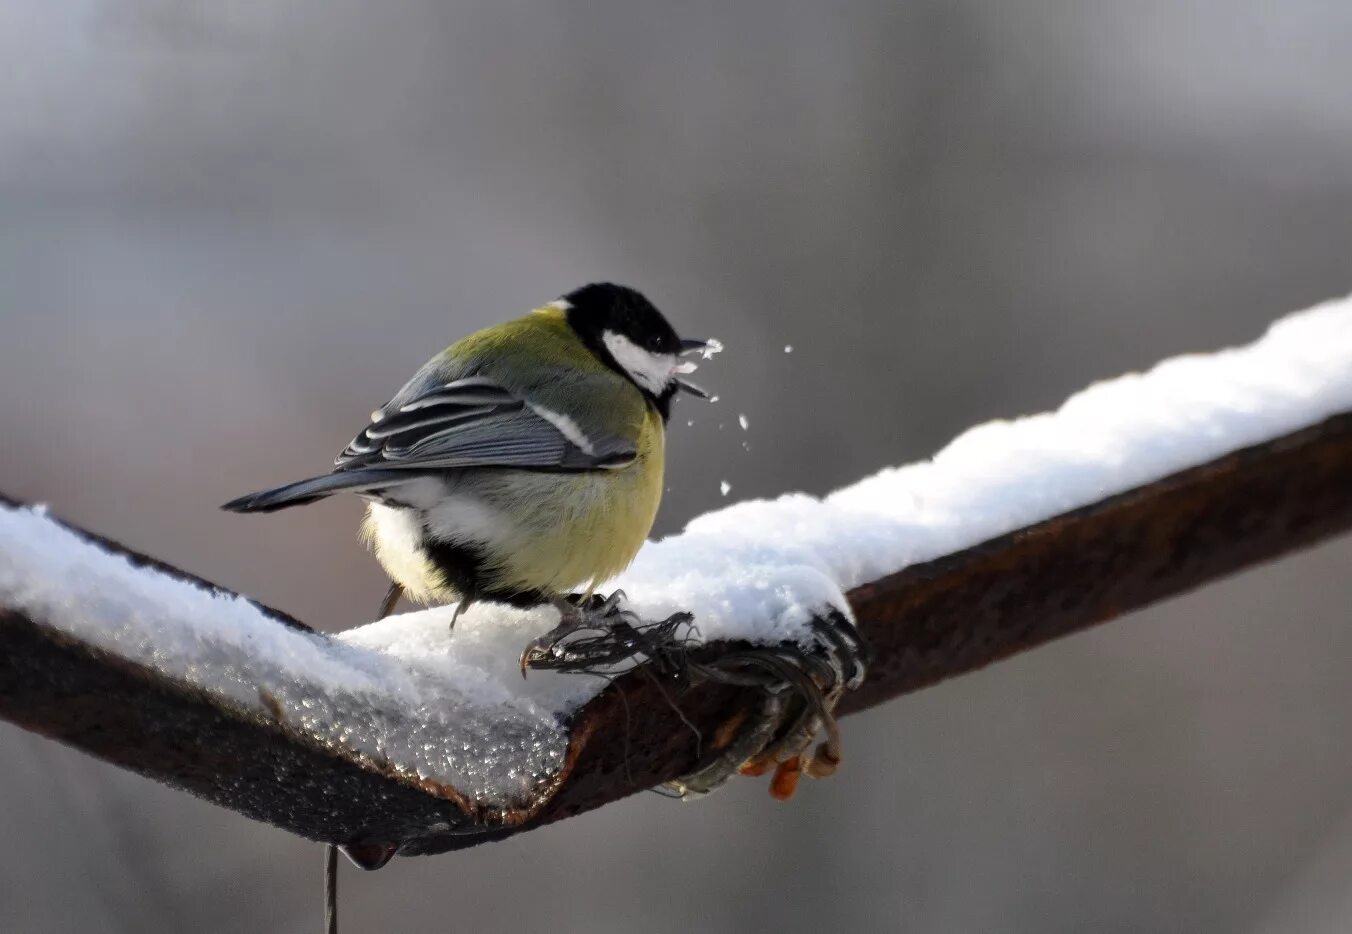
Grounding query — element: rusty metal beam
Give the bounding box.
[1,411,1350,857]
[839,411,1352,715]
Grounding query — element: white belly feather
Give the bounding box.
[361,502,439,602]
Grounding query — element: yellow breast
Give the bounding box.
[361,403,666,605]
[475,403,665,598]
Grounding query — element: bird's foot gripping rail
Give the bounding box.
[523,596,869,800]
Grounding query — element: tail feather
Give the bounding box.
[221,469,408,513]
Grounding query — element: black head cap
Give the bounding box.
[562,282,686,418]
[563,283,681,354]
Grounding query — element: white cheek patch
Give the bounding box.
[602,330,676,395]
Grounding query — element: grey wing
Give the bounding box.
[335,376,636,472]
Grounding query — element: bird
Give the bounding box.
[222,282,715,647]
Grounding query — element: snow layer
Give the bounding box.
[0,505,599,807]
[600,295,1352,649]
[0,295,1348,805]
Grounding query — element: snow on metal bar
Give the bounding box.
[0,294,1348,853]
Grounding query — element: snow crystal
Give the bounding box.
[738,414,749,431]
[720,481,733,497]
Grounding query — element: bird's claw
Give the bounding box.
[518,636,557,678]
[518,594,868,801]
[665,609,868,800]
[519,590,682,677]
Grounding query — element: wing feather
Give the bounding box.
[334,376,636,472]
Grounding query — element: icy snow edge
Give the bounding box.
[1,295,1349,805]
[0,506,603,807]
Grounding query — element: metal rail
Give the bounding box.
[1,412,1349,857]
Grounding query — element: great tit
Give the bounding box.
[223,283,714,630]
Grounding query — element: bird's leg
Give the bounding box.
[376,581,404,620]
[554,593,589,629]
[448,589,476,633]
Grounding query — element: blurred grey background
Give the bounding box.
[2,1,1351,931]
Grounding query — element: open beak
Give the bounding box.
[680,336,723,358]
[674,336,720,399]
[674,378,711,399]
